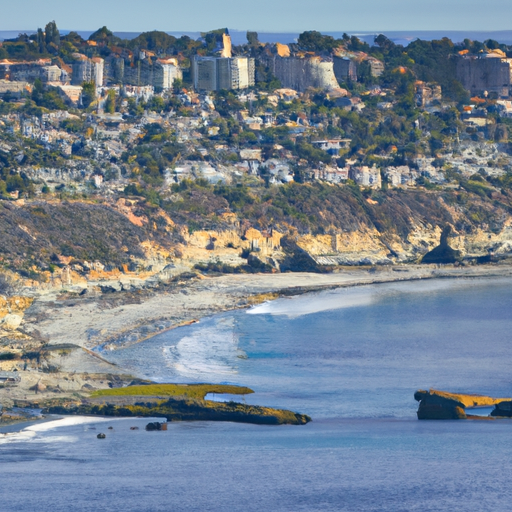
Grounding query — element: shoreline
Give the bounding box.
[25,263,512,353]
[2,264,512,425]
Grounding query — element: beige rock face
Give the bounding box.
[286,218,512,265]
[1,314,23,331]
[177,228,284,267]
[172,217,512,268]
[0,296,34,320]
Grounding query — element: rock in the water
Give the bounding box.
[145,421,167,431]
[417,402,467,420]
[415,389,467,420]
[422,226,461,264]
[97,433,106,439]
[491,401,512,417]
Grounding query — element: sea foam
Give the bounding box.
[247,278,490,318]
[162,316,246,380]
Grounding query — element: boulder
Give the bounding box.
[415,389,467,420]
[0,314,22,331]
[145,421,167,431]
[29,381,47,394]
[491,401,512,417]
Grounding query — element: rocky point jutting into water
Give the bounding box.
[415,389,512,420]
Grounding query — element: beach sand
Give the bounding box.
[2,264,512,405]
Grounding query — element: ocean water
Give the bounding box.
[2,277,512,511]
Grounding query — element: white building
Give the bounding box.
[192,56,255,92]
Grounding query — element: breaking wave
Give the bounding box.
[162,316,246,380]
[247,278,494,318]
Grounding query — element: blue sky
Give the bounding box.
[2,0,512,32]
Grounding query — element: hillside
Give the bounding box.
[1,182,512,286]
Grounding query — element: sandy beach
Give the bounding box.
[23,263,512,352]
[2,263,512,406]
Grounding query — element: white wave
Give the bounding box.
[0,416,126,445]
[248,287,375,317]
[162,316,244,379]
[247,278,487,318]
[26,416,115,432]
[0,430,36,444]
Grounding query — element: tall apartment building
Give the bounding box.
[457,54,511,97]
[192,56,255,91]
[71,54,104,86]
[110,57,181,89]
[154,58,182,89]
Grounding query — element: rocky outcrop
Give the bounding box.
[269,56,340,92]
[491,401,512,417]
[421,226,461,264]
[415,389,511,420]
[415,390,467,419]
[0,314,23,331]
[145,421,167,431]
[46,396,312,426]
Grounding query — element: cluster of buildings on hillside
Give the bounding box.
[2,90,511,197]
[0,34,391,105]
[3,35,512,108]
[456,49,512,97]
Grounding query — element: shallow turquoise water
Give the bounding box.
[2,277,512,511]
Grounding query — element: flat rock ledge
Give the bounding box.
[414,389,512,420]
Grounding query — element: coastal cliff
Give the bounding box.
[2,185,512,289]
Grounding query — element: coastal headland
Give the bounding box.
[2,265,512,427]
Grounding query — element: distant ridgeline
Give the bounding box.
[1,23,512,97]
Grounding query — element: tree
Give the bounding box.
[44,21,60,47]
[129,31,176,52]
[36,28,46,53]
[81,82,96,108]
[172,78,183,94]
[247,31,259,47]
[6,174,26,192]
[297,31,339,52]
[89,26,117,44]
[374,34,395,52]
[201,28,228,52]
[105,89,116,114]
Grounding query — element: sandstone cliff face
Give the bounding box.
[269,56,340,92]
[2,189,512,290]
[290,218,512,266]
[0,296,33,320]
[176,228,284,268]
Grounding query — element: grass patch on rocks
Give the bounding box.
[91,383,254,400]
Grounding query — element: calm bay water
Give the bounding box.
[2,277,512,511]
